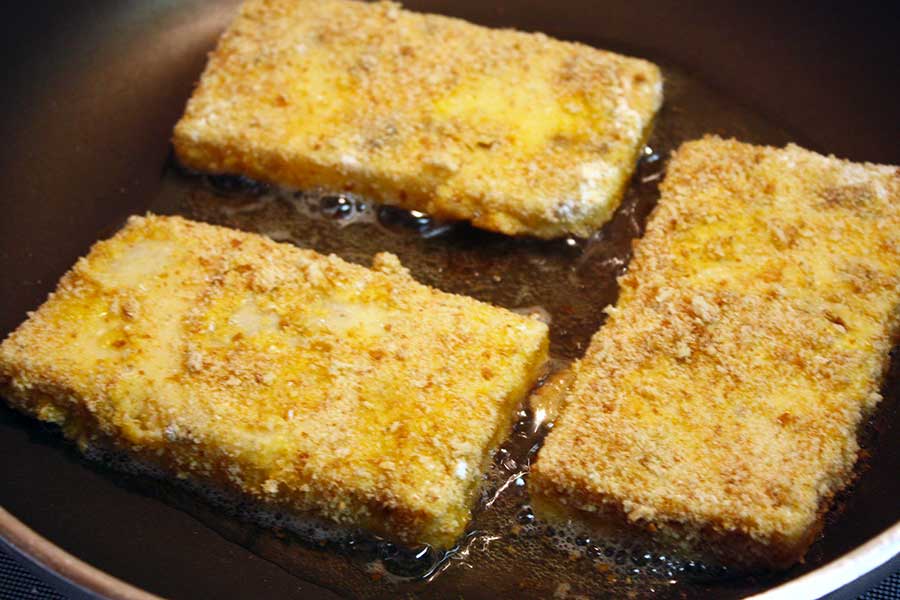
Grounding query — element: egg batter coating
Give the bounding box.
[530,137,900,568]
[173,0,662,238]
[0,215,549,548]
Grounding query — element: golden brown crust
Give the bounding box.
[172,0,662,238]
[530,136,900,568]
[0,215,549,548]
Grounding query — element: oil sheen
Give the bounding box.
[132,59,803,599]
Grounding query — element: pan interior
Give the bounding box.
[0,1,897,599]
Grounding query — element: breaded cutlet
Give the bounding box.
[0,215,549,549]
[530,136,900,568]
[173,0,662,239]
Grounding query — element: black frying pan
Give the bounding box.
[1,1,898,598]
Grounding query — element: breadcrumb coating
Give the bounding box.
[0,215,549,548]
[530,136,900,568]
[173,0,662,238]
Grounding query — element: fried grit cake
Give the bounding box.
[0,215,549,548]
[530,136,900,568]
[173,0,662,239]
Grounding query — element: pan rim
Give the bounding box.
[0,502,896,599]
[0,507,160,600]
[749,521,900,599]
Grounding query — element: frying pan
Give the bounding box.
[1,0,898,598]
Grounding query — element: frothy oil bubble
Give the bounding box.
[289,191,376,229]
[199,174,461,239]
[526,515,730,584]
[82,441,456,581]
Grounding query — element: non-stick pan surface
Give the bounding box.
[1,1,898,598]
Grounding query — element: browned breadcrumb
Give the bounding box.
[0,215,549,548]
[173,0,662,238]
[530,136,900,568]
